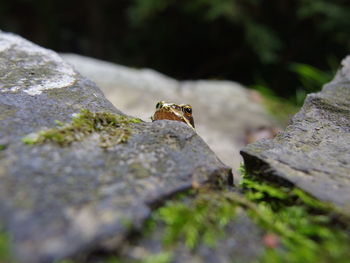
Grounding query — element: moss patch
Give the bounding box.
[105,252,173,263]
[22,109,142,148]
[140,167,350,262]
[145,188,239,250]
[0,229,15,263]
[0,144,7,151]
[58,252,173,263]
[239,164,350,263]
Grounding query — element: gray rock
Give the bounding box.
[0,31,231,263]
[61,54,276,173]
[241,56,350,214]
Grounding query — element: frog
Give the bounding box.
[151,101,195,129]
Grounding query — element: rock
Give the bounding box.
[61,54,277,172]
[241,56,350,214]
[0,31,231,263]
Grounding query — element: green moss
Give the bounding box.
[127,118,142,124]
[22,109,142,148]
[120,217,133,231]
[239,164,350,263]
[103,252,172,263]
[58,251,172,263]
[139,252,173,263]
[0,144,6,151]
[147,188,238,250]
[0,229,15,263]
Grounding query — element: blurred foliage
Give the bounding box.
[129,0,282,64]
[251,84,299,125]
[252,61,334,123]
[0,0,349,97]
[127,0,349,97]
[289,62,334,106]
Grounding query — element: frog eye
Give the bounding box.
[183,106,192,114]
[156,101,164,109]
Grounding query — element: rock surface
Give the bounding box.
[241,56,350,214]
[61,54,277,172]
[0,31,231,263]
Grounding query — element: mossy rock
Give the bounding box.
[0,31,231,263]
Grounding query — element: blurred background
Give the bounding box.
[1,0,349,107]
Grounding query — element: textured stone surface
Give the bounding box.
[0,31,231,263]
[61,54,277,172]
[0,32,76,96]
[241,56,350,214]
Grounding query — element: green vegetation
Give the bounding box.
[289,62,334,108]
[22,109,141,148]
[0,144,6,151]
[58,252,172,263]
[105,252,173,263]
[104,164,350,263]
[239,164,350,263]
[252,61,334,124]
[290,63,333,95]
[251,84,299,125]
[0,229,14,263]
[148,189,238,249]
